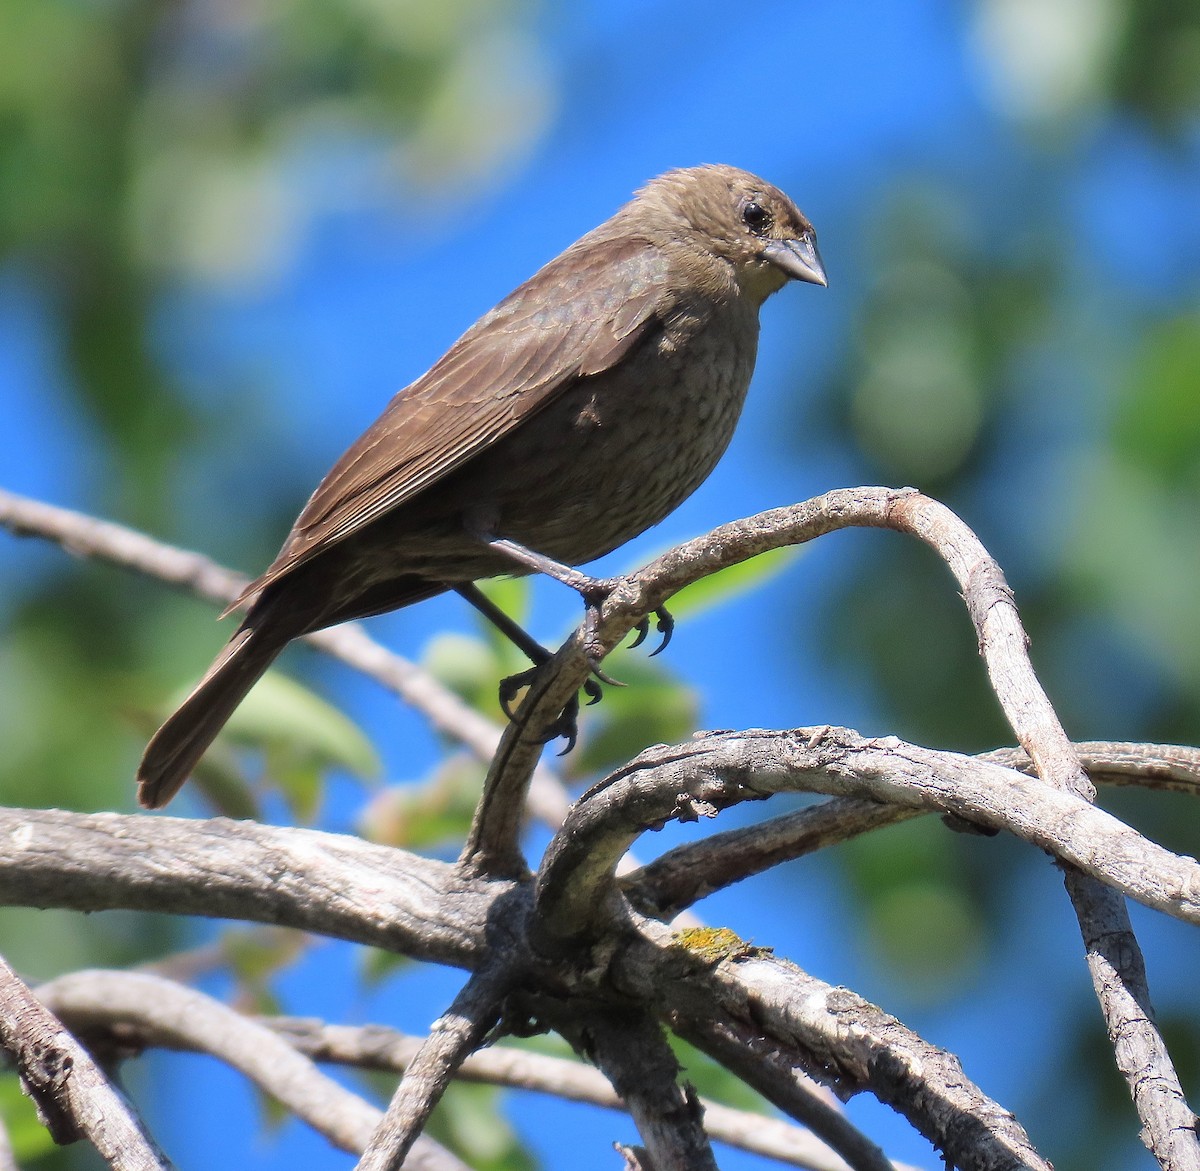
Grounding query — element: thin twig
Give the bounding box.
[356,968,507,1171]
[266,1016,890,1171]
[0,957,173,1171]
[36,970,468,1171]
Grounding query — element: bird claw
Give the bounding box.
[495,596,674,753]
[587,661,626,689]
[648,607,674,657]
[551,696,580,755]
[498,665,537,722]
[627,607,675,656]
[495,669,595,752]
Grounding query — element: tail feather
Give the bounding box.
[137,625,285,809]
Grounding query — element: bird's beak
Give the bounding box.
[763,231,827,287]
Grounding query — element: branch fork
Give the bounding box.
[4,485,1200,1169]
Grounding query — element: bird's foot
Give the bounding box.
[497,666,603,754]
[627,607,675,656]
[475,537,675,658]
[577,579,674,661]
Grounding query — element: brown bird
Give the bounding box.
[137,163,826,809]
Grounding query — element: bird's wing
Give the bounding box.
[237,234,668,604]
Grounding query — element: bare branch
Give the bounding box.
[623,796,911,920]
[980,741,1200,795]
[626,740,1200,918]
[462,488,916,875]
[356,969,506,1171]
[37,979,912,1171]
[565,1006,718,1171]
[0,957,173,1171]
[299,1017,904,1171]
[0,807,499,966]
[884,493,1200,1171]
[266,1016,889,1170]
[676,1014,907,1171]
[36,970,469,1171]
[619,920,1051,1171]
[537,728,1200,941]
[0,488,570,829]
[459,484,1198,1170]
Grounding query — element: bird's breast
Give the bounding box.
[471,300,760,565]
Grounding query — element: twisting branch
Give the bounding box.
[0,802,1031,1166]
[623,795,912,920]
[356,968,508,1171]
[535,728,1200,942]
[0,957,173,1171]
[0,487,571,829]
[676,1014,905,1171]
[463,488,914,874]
[6,484,1199,1167]
[37,974,914,1171]
[620,738,1200,920]
[883,493,1200,1171]
[618,919,1051,1171]
[980,741,1200,796]
[456,485,1197,1169]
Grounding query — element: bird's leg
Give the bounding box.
[454,583,601,753]
[479,536,674,659]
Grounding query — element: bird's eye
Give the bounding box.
[742,200,770,235]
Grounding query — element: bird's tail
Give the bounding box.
[137,623,286,810]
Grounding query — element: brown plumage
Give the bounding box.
[137,164,826,808]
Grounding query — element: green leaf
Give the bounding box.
[666,1036,773,1114]
[1116,312,1200,483]
[222,927,307,999]
[422,631,510,713]
[219,673,381,780]
[359,946,415,986]
[475,576,532,629]
[667,546,801,620]
[155,672,380,819]
[568,658,698,778]
[426,1083,537,1171]
[359,755,485,849]
[0,1074,55,1161]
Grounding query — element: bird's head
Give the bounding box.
[637,164,826,303]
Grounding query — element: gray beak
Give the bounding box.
[763,231,827,287]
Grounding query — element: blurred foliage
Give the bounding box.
[0,0,546,1164]
[0,1075,57,1163]
[1,0,1199,1168]
[800,2,1200,1167]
